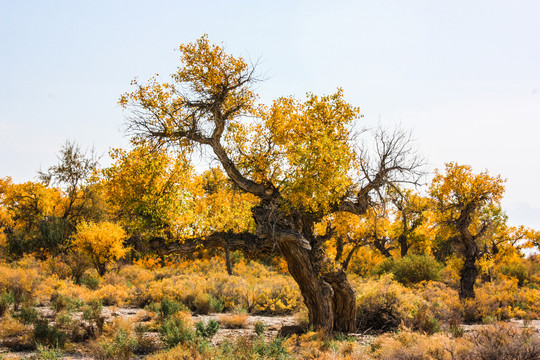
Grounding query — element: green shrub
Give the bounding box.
[254,320,267,336]
[209,296,225,313]
[18,305,39,325]
[32,344,65,360]
[195,319,220,340]
[159,297,187,319]
[97,329,138,360]
[80,274,100,290]
[82,299,104,336]
[500,262,529,287]
[160,315,194,348]
[0,291,14,316]
[33,318,67,348]
[378,254,443,285]
[51,293,82,313]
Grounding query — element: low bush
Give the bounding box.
[99,329,138,360]
[158,297,188,319]
[33,317,67,348]
[254,320,267,336]
[82,298,104,336]
[0,291,14,316]
[219,311,249,329]
[377,254,443,285]
[160,311,194,348]
[458,322,540,360]
[195,319,220,340]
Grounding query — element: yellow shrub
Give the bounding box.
[72,221,127,276]
[0,263,39,308]
[95,283,132,306]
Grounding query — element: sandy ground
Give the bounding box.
[1,306,539,359]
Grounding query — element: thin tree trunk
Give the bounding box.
[224,244,234,275]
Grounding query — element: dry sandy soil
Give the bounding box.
[1,306,539,359]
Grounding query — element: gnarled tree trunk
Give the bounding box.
[253,201,357,333]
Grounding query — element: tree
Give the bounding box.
[39,141,101,223]
[102,140,196,239]
[387,187,431,257]
[120,36,422,332]
[0,177,65,257]
[430,162,505,299]
[71,221,127,276]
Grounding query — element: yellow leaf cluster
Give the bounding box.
[72,221,127,275]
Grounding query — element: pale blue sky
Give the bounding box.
[1,1,539,229]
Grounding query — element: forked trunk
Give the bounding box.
[276,234,357,333]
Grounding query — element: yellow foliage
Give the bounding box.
[72,221,127,276]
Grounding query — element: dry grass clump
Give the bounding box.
[285,331,370,360]
[219,311,249,329]
[0,314,33,350]
[458,322,540,360]
[369,322,540,360]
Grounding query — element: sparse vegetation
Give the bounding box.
[0,35,539,359]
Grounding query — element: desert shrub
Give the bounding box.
[254,320,267,336]
[370,330,457,360]
[377,254,443,285]
[94,283,131,306]
[219,311,249,329]
[251,278,301,314]
[31,344,65,360]
[0,264,39,310]
[499,261,529,287]
[63,251,92,284]
[457,322,540,360]
[190,292,212,314]
[33,318,67,348]
[0,291,14,316]
[17,305,39,325]
[160,311,194,348]
[462,277,540,322]
[355,276,415,332]
[209,296,225,313]
[133,322,162,355]
[50,292,82,313]
[94,328,138,360]
[412,281,463,326]
[82,298,104,336]
[41,256,72,280]
[158,297,188,319]
[80,274,100,290]
[35,277,92,306]
[283,331,365,359]
[0,314,33,345]
[195,319,220,340]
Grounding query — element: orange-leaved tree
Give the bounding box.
[120,35,422,332]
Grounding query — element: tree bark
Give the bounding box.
[398,234,409,257]
[224,244,234,275]
[459,250,478,299]
[459,241,479,300]
[253,202,357,333]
